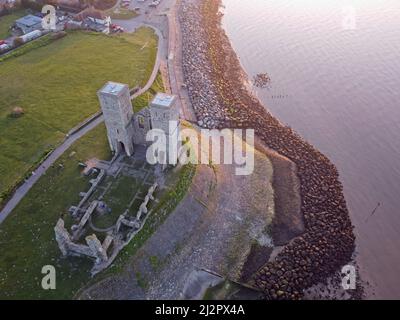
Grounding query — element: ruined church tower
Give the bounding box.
[149,93,179,164]
[97,82,135,156]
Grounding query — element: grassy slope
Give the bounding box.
[0,56,197,299]
[0,28,158,201]
[0,126,196,299]
[132,71,164,113]
[0,124,112,299]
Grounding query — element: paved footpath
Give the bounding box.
[0,115,104,224]
[167,0,197,122]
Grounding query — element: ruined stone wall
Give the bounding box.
[54,218,110,263]
[132,108,152,146]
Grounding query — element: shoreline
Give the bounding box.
[178,0,358,299]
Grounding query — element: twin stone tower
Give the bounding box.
[97,81,180,164]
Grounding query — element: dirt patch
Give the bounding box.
[254,138,304,246]
[79,129,292,299]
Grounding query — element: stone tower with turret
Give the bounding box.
[97,82,135,156]
[149,93,179,165]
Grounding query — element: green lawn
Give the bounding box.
[100,162,196,278]
[0,120,196,299]
[0,124,112,299]
[0,60,197,298]
[0,10,25,39]
[133,72,165,113]
[92,174,140,229]
[0,28,158,204]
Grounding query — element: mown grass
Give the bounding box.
[0,124,112,299]
[132,72,165,113]
[0,61,197,299]
[0,28,158,205]
[0,123,196,299]
[92,175,139,229]
[0,10,25,39]
[97,163,197,276]
[0,33,56,63]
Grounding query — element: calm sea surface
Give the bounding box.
[222,0,400,298]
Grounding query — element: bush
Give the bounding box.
[1,33,62,63]
[51,31,67,40]
[13,37,24,47]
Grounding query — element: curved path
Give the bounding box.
[0,116,104,224]
[0,24,165,225]
[129,24,165,99]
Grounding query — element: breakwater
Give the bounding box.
[179,0,356,299]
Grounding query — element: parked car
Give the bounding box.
[0,43,11,52]
[149,0,161,7]
[111,24,124,33]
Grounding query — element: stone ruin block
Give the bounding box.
[54,219,71,256]
[68,206,78,214]
[55,218,111,265]
[54,218,94,258]
[135,182,158,221]
[54,176,160,273]
[86,234,108,264]
[102,235,114,253]
[116,214,141,233]
[72,200,99,241]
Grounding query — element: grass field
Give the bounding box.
[0,10,25,39]
[91,174,140,229]
[0,55,197,299]
[0,28,158,204]
[133,71,165,112]
[0,124,112,299]
[0,120,196,299]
